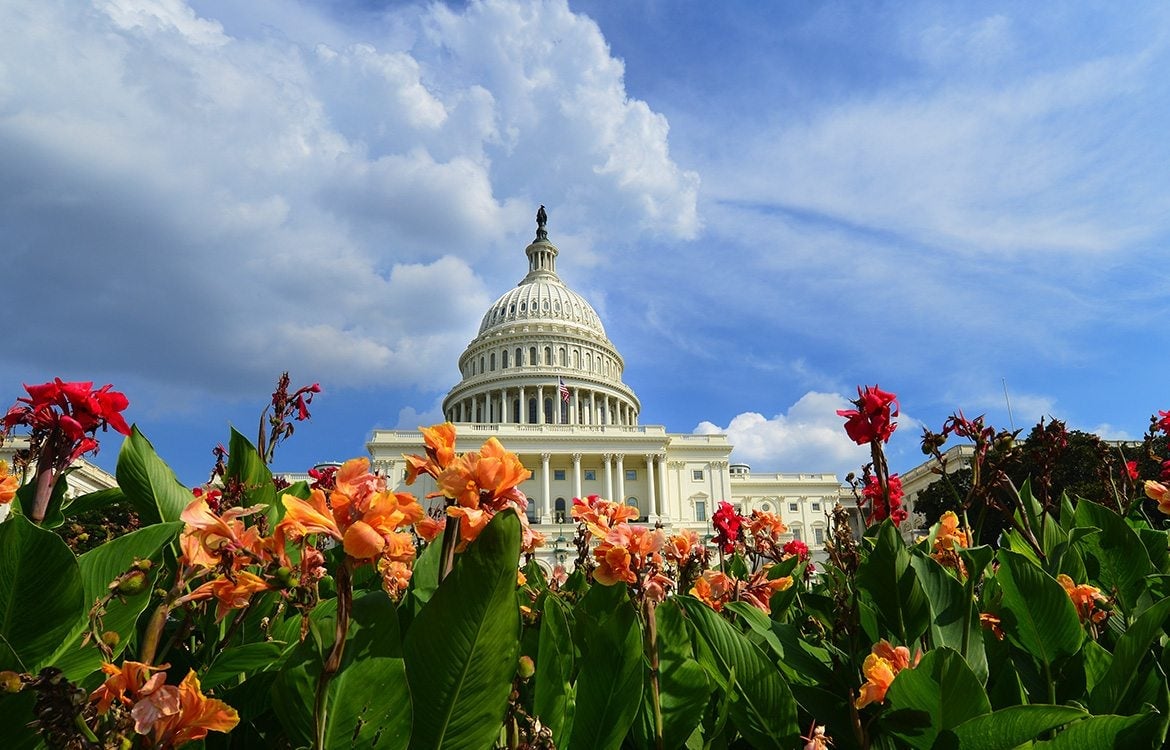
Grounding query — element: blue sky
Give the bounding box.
[2,0,1168,488]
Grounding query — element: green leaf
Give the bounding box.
[62,487,127,518]
[1074,500,1153,616]
[940,705,1087,750]
[324,657,412,750]
[227,428,278,515]
[648,601,712,750]
[404,510,521,750]
[678,596,799,749]
[1034,711,1166,748]
[0,515,85,670]
[568,596,643,750]
[16,472,70,529]
[534,594,575,746]
[273,590,408,748]
[1089,595,1170,713]
[883,647,991,749]
[202,641,288,689]
[857,520,931,643]
[45,521,182,679]
[909,552,987,682]
[116,426,191,523]
[995,550,1083,669]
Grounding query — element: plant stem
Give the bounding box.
[642,597,664,750]
[438,504,460,582]
[315,560,353,750]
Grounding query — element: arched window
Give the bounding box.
[585,352,592,370]
[502,350,509,369]
[480,356,485,374]
[516,348,523,366]
[572,350,579,369]
[559,347,566,366]
[489,353,495,371]
[555,498,566,524]
[543,398,554,424]
[529,347,537,366]
[544,346,552,365]
[513,399,521,423]
[528,398,538,424]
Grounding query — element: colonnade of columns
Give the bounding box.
[531,452,667,524]
[446,385,637,427]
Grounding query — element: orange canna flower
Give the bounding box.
[378,558,413,601]
[436,437,531,510]
[415,514,445,542]
[0,460,17,506]
[592,524,664,587]
[1146,480,1170,514]
[1057,574,1109,624]
[748,510,788,543]
[275,490,342,548]
[446,505,492,549]
[91,660,166,714]
[855,640,916,709]
[404,422,458,484]
[664,529,701,564]
[930,511,970,576]
[980,612,1005,640]
[179,498,269,569]
[691,570,735,611]
[572,495,640,538]
[184,571,272,621]
[150,670,239,747]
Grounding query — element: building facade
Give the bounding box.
[368,212,847,567]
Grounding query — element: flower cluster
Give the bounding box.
[711,501,744,554]
[2,379,131,458]
[89,661,238,748]
[837,385,898,445]
[860,473,906,525]
[855,640,918,709]
[930,510,970,576]
[690,567,792,615]
[405,424,538,552]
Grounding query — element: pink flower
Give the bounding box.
[782,539,810,561]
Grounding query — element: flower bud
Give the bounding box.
[0,671,23,693]
[132,558,153,572]
[275,567,299,588]
[517,655,535,680]
[115,569,150,597]
[100,631,121,649]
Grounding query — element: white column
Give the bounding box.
[589,391,596,425]
[572,453,582,502]
[500,389,507,424]
[646,454,657,521]
[616,453,626,503]
[518,386,525,423]
[603,453,614,501]
[541,452,551,523]
[570,393,577,425]
[537,386,545,424]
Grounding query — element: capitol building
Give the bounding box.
[368,211,846,564]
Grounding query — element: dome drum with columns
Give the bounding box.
[368,207,847,571]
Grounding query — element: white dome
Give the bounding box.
[442,210,640,426]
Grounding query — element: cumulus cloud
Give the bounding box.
[0,0,698,405]
[694,392,872,477]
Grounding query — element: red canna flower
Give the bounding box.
[837,386,898,445]
[711,501,744,554]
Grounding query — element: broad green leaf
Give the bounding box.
[273,590,406,748]
[768,623,838,687]
[678,596,799,749]
[62,487,127,518]
[631,600,711,750]
[227,427,278,515]
[46,521,182,679]
[1138,528,1169,574]
[568,596,642,750]
[1090,595,1170,713]
[117,426,191,523]
[1035,711,1166,748]
[323,657,412,750]
[995,550,1083,669]
[883,646,991,749]
[909,552,986,682]
[405,510,521,750]
[857,520,931,643]
[15,471,69,529]
[0,515,85,670]
[202,641,288,689]
[534,594,575,746]
[1074,500,1153,616]
[939,705,1087,750]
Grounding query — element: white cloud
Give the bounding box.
[694,392,872,477]
[0,0,698,405]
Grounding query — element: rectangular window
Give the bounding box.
[584,469,596,481]
[692,469,704,481]
[625,469,637,481]
[814,528,825,545]
[792,528,802,542]
[694,500,707,522]
[788,502,799,513]
[811,502,821,512]
[554,469,566,481]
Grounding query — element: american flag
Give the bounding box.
[558,377,570,403]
